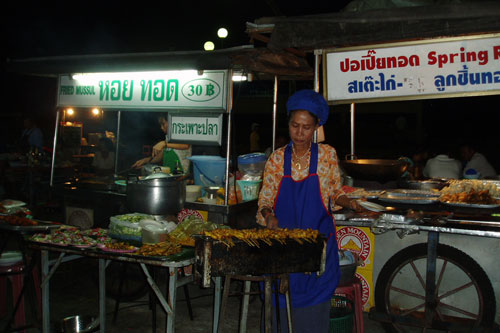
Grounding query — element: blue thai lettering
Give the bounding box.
[457,66,469,86]
[363,76,375,92]
[446,74,457,87]
[495,71,500,83]
[385,75,397,91]
[434,75,446,91]
[469,73,481,85]
[348,81,359,93]
[481,72,492,84]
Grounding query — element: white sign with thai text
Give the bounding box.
[57,70,228,111]
[325,35,500,103]
[168,114,223,145]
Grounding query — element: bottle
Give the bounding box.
[173,160,182,175]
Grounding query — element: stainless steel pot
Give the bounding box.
[126,174,186,215]
[340,158,409,183]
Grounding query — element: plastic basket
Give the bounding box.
[236,179,262,201]
[329,295,354,333]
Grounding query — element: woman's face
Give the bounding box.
[159,117,168,134]
[288,110,319,149]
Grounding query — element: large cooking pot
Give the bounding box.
[126,174,186,215]
[340,157,409,183]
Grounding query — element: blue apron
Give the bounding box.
[273,142,340,308]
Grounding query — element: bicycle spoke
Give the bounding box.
[438,301,479,319]
[390,285,425,300]
[398,302,426,316]
[409,260,426,289]
[435,259,447,296]
[437,281,474,300]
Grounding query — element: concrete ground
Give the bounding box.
[1,255,387,333]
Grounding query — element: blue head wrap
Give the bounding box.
[286,90,329,126]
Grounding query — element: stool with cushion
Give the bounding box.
[334,276,364,333]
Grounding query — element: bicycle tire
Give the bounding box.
[375,243,496,332]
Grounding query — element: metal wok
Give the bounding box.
[340,158,409,183]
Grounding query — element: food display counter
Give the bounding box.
[333,181,500,331]
[25,240,194,333]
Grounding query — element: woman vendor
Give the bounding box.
[131,114,191,174]
[257,90,365,332]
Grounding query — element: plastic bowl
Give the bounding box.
[61,315,99,333]
[186,185,202,202]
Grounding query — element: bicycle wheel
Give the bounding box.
[375,243,496,332]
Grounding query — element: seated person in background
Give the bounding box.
[423,143,462,179]
[92,137,115,175]
[460,143,497,179]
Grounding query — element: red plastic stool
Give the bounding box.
[0,261,42,333]
[334,277,364,333]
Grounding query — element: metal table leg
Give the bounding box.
[99,259,106,333]
[239,280,251,333]
[166,266,178,333]
[213,277,222,333]
[41,250,50,333]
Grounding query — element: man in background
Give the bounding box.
[460,143,497,179]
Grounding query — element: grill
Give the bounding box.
[194,234,327,288]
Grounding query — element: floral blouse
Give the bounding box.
[256,143,345,226]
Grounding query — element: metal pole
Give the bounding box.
[224,70,233,205]
[313,50,321,143]
[114,111,122,176]
[350,103,355,158]
[50,110,61,187]
[272,75,278,151]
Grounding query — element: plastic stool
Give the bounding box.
[334,277,364,333]
[0,261,41,333]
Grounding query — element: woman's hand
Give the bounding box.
[348,199,367,212]
[336,195,367,212]
[152,141,167,157]
[131,157,150,169]
[266,215,279,229]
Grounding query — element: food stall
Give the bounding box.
[247,2,500,330]
[4,46,317,332]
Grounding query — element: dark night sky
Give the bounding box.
[1,1,499,171]
[1,1,352,58]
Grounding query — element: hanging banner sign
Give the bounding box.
[57,70,228,111]
[324,34,500,103]
[168,114,223,145]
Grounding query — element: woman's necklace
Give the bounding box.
[292,145,311,170]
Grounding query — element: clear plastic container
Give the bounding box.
[238,153,267,177]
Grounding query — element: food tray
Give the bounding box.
[378,193,438,204]
[440,201,500,209]
[380,213,417,224]
[387,189,439,197]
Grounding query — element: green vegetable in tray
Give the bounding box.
[109,223,142,236]
[115,214,153,223]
